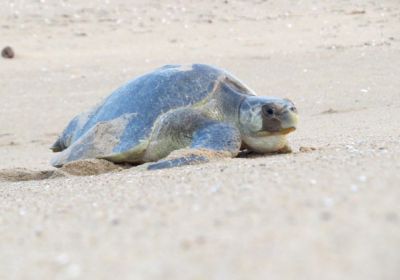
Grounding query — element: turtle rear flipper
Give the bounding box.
[51,113,140,167]
[50,114,84,153]
[51,119,125,167]
[50,137,64,152]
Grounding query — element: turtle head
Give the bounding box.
[238,96,298,153]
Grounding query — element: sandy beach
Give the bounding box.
[1,0,400,279]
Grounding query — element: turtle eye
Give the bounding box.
[289,106,297,113]
[262,105,275,117]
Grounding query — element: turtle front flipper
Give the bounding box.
[146,122,241,170]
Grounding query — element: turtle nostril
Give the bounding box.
[289,106,297,113]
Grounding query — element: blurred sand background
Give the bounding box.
[1,0,400,279]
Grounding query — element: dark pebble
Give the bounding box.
[2,46,14,59]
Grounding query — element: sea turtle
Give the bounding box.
[51,64,298,170]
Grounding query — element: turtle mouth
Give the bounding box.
[279,127,296,135]
[255,127,296,137]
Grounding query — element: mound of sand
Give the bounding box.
[0,159,123,182]
[60,158,123,176]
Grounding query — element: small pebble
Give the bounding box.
[1,46,14,59]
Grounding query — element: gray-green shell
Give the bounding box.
[51,64,254,166]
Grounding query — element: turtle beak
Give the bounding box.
[280,127,296,135]
[280,109,298,134]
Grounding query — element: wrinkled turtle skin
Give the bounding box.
[51,64,298,170]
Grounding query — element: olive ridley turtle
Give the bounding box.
[51,64,298,170]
